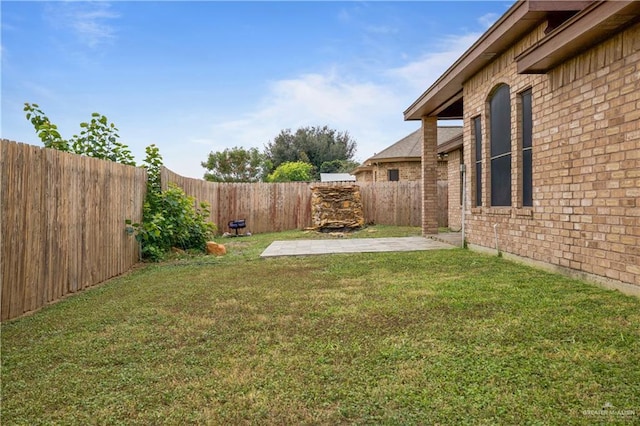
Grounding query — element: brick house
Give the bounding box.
[353,126,461,182]
[437,132,464,230]
[405,0,640,295]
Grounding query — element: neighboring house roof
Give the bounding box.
[438,133,463,155]
[404,0,640,120]
[320,173,356,182]
[351,165,372,178]
[365,126,462,164]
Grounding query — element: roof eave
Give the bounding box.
[368,156,421,164]
[353,165,373,175]
[516,1,640,73]
[403,0,591,120]
[437,134,464,154]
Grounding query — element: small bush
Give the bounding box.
[127,184,216,261]
[266,161,313,182]
[23,103,216,262]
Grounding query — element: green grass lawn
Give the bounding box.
[2,226,639,425]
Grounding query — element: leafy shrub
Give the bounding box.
[266,161,314,182]
[127,146,216,261]
[24,102,217,262]
[24,103,135,165]
[127,184,216,261]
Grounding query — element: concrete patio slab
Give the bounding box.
[427,232,463,247]
[260,236,458,258]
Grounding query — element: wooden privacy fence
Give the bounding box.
[1,140,146,321]
[161,167,443,235]
[0,140,444,321]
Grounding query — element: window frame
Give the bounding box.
[489,84,512,207]
[520,88,533,207]
[473,116,483,207]
[388,169,399,182]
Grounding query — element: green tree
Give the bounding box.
[266,161,313,182]
[23,103,68,151]
[264,125,357,180]
[142,144,163,211]
[319,159,360,174]
[201,146,268,182]
[126,143,217,261]
[24,102,135,166]
[23,101,216,261]
[127,184,216,261]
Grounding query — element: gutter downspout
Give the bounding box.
[460,163,466,248]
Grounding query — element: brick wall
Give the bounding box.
[362,159,447,182]
[446,149,462,230]
[374,160,448,182]
[422,117,439,234]
[437,160,448,181]
[354,170,374,182]
[370,160,421,181]
[462,22,640,290]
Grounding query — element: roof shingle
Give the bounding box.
[367,126,462,161]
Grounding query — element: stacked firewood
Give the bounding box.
[310,185,365,231]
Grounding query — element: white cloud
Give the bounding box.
[388,32,481,92]
[197,68,414,167]
[265,70,397,125]
[21,81,59,102]
[337,8,352,23]
[45,2,119,48]
[176,31,482,177]
[478,12,499,29]
[365,24,399,35]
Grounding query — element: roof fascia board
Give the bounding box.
[353,166,373,174]
[527,1,593,12]
[404,0,533,120]
[404,0,591,120]
[370,157,421,164]
[437,134,464,154]
[516,1,640,73]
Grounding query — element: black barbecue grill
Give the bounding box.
[228,219,246,236]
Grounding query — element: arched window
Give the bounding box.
[490,84,511,206]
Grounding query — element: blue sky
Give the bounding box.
[2,1,511,178]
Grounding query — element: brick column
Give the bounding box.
[422,116,438,235]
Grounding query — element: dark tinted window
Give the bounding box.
[475,117,482,162]
[491,155,511,206]
[475,162,482,206]
[521,89,533,206]
[388,169,399,181]
[490,84,511,157]
[490,84,511,206]
[473,116,482,206]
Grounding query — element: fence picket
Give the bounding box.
[0,140,146,321]
[2,140,446,321]
[160,167,435,233]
